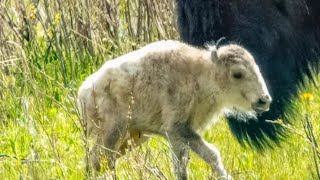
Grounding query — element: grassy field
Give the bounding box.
[1,0,320,179]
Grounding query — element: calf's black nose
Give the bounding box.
[257,95,272,106]
[252,94,272,114]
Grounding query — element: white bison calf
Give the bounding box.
[78,40,271,179]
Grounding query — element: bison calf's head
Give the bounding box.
[212,44,272,115]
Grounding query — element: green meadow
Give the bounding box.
[0,0,319,179]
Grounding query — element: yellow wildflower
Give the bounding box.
[53,13,61,26]
[274,119,284,124]
[28,4,37,20]
[301,92,314,101]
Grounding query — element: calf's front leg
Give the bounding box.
[167,122,232,180]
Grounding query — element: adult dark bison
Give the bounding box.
[176,0,320,148]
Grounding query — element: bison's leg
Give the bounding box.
[167,122,232,180]
[89,112,128,173]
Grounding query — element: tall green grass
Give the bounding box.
[0,0,319,179]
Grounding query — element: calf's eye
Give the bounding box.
[232,72,243,79]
